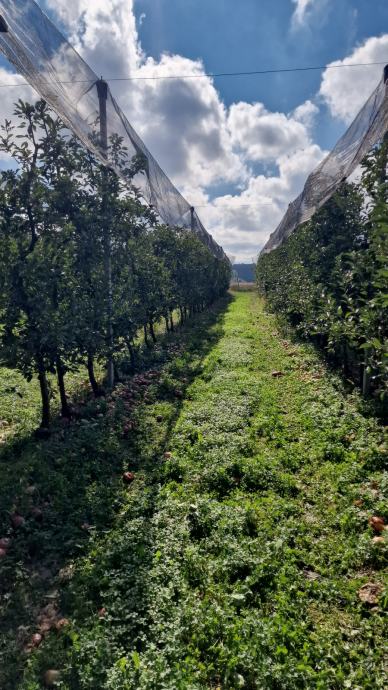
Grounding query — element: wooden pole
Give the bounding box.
[97,78,114,390]
[190,206,195,232]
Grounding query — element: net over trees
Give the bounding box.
[0,0,227,261]
[262,67,388,254]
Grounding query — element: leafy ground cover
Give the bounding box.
[0,291,387,689]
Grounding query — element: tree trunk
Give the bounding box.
[124,338,136,371]
[87,354,103,397]
[114,362,120,383]
[56,356,71,418]
[340,343,347,376]
[362,349,371,398]
[170,314,174,332]
[164,315,170,333]
[149,319,157,343]
[37,365,50,429]
[143,324,151,348]
[179,306,185,325]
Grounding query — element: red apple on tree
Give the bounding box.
[122,472,135,484]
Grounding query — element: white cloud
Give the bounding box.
[46,0,246,191]
[319,34,388,122]
[0,68,34,104]
[292,0,332,30]
[128,54,246,190]
[0,0,328,260]
[200,143,326,260]
[291,0,315,26]
[292,100,319,127]
[227,101,314,162]
[290,0,331,31]
[45,0,141,77]
[0,69,35,164]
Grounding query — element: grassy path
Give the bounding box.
[1,291,387,689]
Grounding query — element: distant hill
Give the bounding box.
[233,263,255,283]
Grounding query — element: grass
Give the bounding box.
[0,291,387,689]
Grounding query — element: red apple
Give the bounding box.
[122,472,135,484]
[369,516,385,533]
[31,633,43,647]
[0,547,7,558]
[11,513,25,529]
[31,507,43,521]
[123,422,134,434]
[0,537,11,550]
[39,620,53,634]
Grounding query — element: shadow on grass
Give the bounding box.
[0,293,233,690]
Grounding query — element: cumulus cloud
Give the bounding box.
[45,0,141,77]
[129,55,246,190]
[319,34,388,122]
[292,100,319,127]
[227,101,314,162]
[200,143,326,260]
[46,0,246,191]
[0,0,328,260]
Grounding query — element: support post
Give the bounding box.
[190,206,195,233]
[97,78,114,389]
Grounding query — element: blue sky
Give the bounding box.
[135,0,352,110]
[135,0,388,146]
[1,0,388,260]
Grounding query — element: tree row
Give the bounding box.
[0,101,231,428]
[257,140,388,404]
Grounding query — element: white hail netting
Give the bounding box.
[262,71,388,254]
[0,0,227,261]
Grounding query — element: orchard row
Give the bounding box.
[257,140,388,405]
[0,100,231,428]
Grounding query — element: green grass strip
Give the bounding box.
[0,292,387,689]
